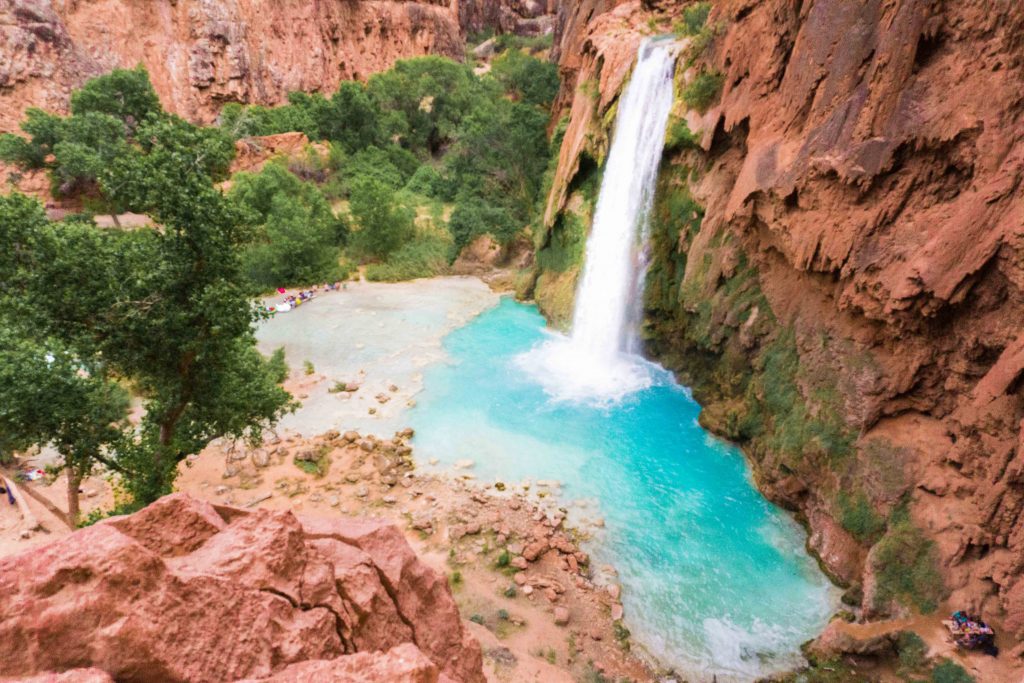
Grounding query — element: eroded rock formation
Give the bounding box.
[537,0,1024,645]
[0,0,555,132]
[0,493,486,683]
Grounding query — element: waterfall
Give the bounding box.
[570,39,678,359]
[520,39,678,404]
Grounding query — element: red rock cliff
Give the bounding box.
[0,0,554,132]
[0,493,486,683]
[542,0,1024,644]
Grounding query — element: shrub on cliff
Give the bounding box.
[836,491,887,544]
[871,505,945,614]
[682,70,725,114]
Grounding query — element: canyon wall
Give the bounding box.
[535,0,1024,646]
[0,0,552,132]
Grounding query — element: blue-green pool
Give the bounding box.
[409,297,838,680]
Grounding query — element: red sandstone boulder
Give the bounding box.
[0,494,485,683]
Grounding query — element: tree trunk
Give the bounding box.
[66,466,81,527]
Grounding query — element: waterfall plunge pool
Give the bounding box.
[409,297,839,681]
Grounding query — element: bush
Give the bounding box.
[872,506,945,613]
[404,164,448,198]
[896,631,929,674]
[348,178,416,260]
[665,116,700,151]
[931,659,974,683]
[682,71,725,113]
[676,2,712,36]
[837,491,887,544]
[231,163,345,288]
[490,49,560,108]
[448,198,518,254]
[343,146,414,192]
[365,234,451,282]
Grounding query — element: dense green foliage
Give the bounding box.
[930,659,974,683]
[230,163,347,288]
[70,66,162,127]
[836,491,887,544]
[0,70,294,511]
[872,505,945,613]
[676,2,712,36]
[490,49,559,107]
[214,50,561,278]
[348,178,417,260]
[0,328,130,523]
[682,71,724,113]
[449,198,518,254]
[896,631,929,675]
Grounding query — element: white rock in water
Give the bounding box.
[453,459,475,470]
[428,458,439,465]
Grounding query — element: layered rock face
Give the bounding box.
[0,493,485,683]
[0,0,554,132]
[539,0,1024,641]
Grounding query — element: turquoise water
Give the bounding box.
[409,298,838,680]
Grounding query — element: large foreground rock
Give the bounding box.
[0,494,485,683]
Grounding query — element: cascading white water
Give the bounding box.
[570,39,678,358]
[520,39,678,403]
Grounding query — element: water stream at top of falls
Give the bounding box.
[521,39,677,403]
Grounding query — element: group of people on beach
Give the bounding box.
[946,611,999,657]
[265,282,346,314]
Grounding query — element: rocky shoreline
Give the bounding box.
[177,424,657,682]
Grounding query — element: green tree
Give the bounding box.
[0,107,292,506]
[240,193,342,288]
[0,108,65,169]
[348,177,415,259]
[448,197,518,254]
[319,82,383,153]
[489,49,560,108]
[367,56,496,154]
[70,65,161,129]
[0,329,129,525]
[445,99,549,220]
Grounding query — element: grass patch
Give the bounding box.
[293,444,331,477]
[930,659,974,683]
[837,491,887,544]
[872,505,945,614]
[896,630,929,675]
